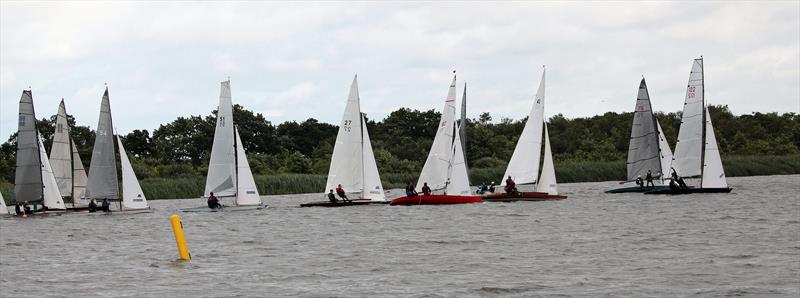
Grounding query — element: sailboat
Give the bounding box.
[484,68,566,202]
[301,76,387,207]
[84,87,152,213]
[606,78,674,193]
[50,99,90,207]
[181,80,265,212]
[646,57,732,194]
[12,89,67,215]
[389,73,482,206]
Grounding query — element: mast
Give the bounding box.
[699,56,706,186]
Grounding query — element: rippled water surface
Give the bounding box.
[1,175,798,297]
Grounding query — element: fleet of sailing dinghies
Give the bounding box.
[181,80,265,212]
[606,78,674,193]
[389,74,483,206]
[646,57,732,194]
[84,88,152,213]
[301,76,388,207]
[50,99,89,207]
[484,68,567,202]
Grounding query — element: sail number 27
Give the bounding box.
[343,120,352,132]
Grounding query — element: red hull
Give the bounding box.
[482,191,567,202]
[389,195,483,206]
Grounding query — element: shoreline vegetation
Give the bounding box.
[1,104,798,201]
[1,155,797,200]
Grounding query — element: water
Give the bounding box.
[1,175,798,297]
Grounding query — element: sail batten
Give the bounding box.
[86,88,119,200]
[502,69,546,185]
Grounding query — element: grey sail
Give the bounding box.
[50,99,74,197]
[85,88,119,200]
[459,82,468,176]
[71,139,88,201]
[626,78,662,181]
[14,90,43,203]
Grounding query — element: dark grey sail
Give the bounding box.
[459,82,468,169]
[85,88,119,200]
[14,90,43,203]
[626,78,662,181]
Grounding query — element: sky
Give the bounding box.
[1,1,798,140]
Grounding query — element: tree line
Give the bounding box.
[1,104,798,184]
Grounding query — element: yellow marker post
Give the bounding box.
[170,214,191,261]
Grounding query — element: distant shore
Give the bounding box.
[1,154,798,201]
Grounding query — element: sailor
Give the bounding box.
[645,170,655,187]
[327,189,338,203]
[336,184,350,202]
[476,183,487,194]
[23,201,31,214]
[676,176,689,190]
[669,178,679,190]
[101,199,111,212]
[421,182,432,196]
[488,182,496,193]
[635,175,644,187]
[405,182,418,197]
[88,199,97,213]
[504,176,517,194]
[14,202,22,216]
[207,192,222,209]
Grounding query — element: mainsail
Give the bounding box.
[118,136,149,210]
[417,75,458,191]
[626,78,662,181]
[326,76,364,194]
[701,109,728,188]
[205,80,237,197]
[14,90,43,203]
[234,127,261,206]
[86,88,119,200]
[672,58,705,178]
[502,69,546,185]
[51,99,74,197]
[535,124,558,195]
[38,134,66,209]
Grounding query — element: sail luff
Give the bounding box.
[417,75,458,191]
[205,80,237,197]
[626,78,662,181]
[502,69,546,185]
[672,58,705,178]
[51,99,74,197]
[14,90,44,203]
[325,75,364,194]
[86,88,119,200]
[118,136,148,209]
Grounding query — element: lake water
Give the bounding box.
[1,175,798,297]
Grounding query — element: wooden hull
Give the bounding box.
[644,187,733,195]
[388,195,483,206]
[482,192,567,202]
[180,204,266,213]
[300,199,388,207]
[605,185,670,193]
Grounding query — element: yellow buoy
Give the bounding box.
[170,214,191,261]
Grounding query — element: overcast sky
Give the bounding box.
[1,1,798,140]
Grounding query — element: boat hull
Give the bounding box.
[644,187,733,195]
[180,204,267,212]
[605,185,671,193]
[482,192,567,202]
[388,195,483,206]
[300,199,388,207]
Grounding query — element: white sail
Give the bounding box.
[205,80,238,198]
[361,113,385,201]
[0,191,9,215]
[50,99,73,197]
[701,109,728,188]
[71,139,88,204]
[118,136,148,210]
[656,120,674,182]
[38,134,65,210]
[535,124,558,195]
[672,58,705,178]
[325,76,364,194]
[503,69,546,185]
[417,75,458,191]
[446,123,471,195]
[234,127,261,206]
